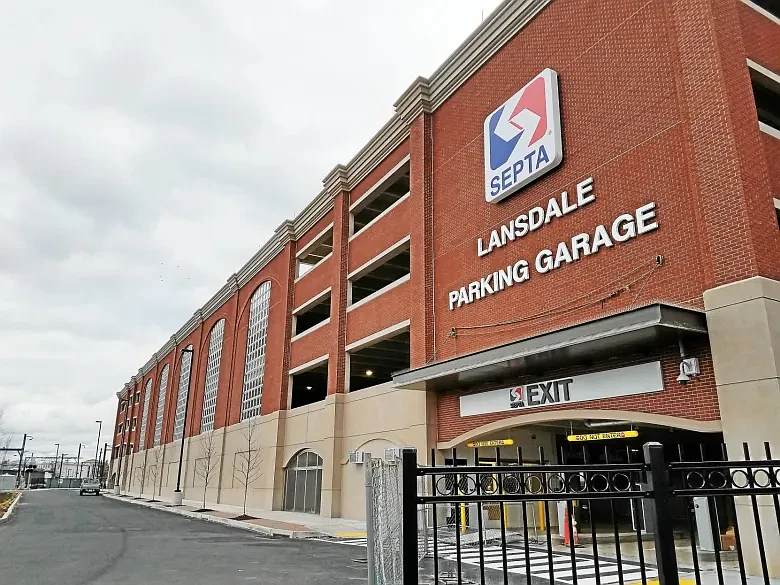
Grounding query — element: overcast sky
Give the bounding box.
[0,0,501,462]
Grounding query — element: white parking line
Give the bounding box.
[320,536,661,585]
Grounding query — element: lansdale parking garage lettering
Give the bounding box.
[448,178,659,310]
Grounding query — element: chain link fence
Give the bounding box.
[366,451,430,585]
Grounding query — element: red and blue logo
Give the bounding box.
[484,69,563,203]
[509,387,524,408]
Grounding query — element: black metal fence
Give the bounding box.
[400,442,780,585]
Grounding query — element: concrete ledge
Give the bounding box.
[101,493,316,539]
[0,492,22,525]
[703,276,780,311]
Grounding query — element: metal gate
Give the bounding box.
[399,441,780,585]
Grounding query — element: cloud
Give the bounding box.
[0,0,501,457]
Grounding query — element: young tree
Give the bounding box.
[136,451,149,497]
[193,430,220,510]
[233,416,263,517]
[146,449,162,502]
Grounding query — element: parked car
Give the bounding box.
[79,479,101,496]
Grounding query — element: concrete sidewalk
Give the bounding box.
[102,491,365,539]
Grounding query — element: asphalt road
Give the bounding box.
[0,490,368,585]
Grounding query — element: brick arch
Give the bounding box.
[199,316,230,352]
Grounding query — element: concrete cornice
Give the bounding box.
[323,164,350,197]
[275,220,296,240]
[425,0,551,110]
[394,76,432,124]
[114,0,554,401]
[201,283,233,319]
[227,273,239,293]
[237,229,291,288]
[291,188,334,240]
[341,116,410,192]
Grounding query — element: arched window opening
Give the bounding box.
[153,365,170,447]
[173,345,194,441]
[283,450,323,514]
[201,320,225,432]
[241,281,271,420]
[138,379,152,450]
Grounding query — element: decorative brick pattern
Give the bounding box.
[328,193,351,395]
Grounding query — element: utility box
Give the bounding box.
[693,497,715,552]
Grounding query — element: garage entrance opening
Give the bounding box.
[555,423,725,536]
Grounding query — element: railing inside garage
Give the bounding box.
[392,442,780,585]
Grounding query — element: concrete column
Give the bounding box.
[262,413,287,511]
[704,276,780,576]
[318,395,345,518]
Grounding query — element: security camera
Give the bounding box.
[677,368,690,385]
[677,357,700,385]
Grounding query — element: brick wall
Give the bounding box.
[427,0,779,363]
[348,142,410,205]
[345,279,411,346]
[740,1,780,72]
[437,341,719,442]
[113,0,779,445]
[347,197,411,273]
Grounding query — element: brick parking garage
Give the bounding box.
[110,0,779,573]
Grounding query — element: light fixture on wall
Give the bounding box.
[365,370,373,377]
[306,386,312,390]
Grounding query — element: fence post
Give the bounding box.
[365,457,376,585]
[644,442,679,585]
[401,448,418,585]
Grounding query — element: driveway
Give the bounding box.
[0,490,368,585]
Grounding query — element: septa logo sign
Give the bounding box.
[484,69,563,203]
[509,387,524,408]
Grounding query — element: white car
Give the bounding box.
[79,479,101,496]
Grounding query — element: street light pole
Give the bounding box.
[76,444,84,479]
[59,454,66,480]
[15,434,31,488]
[54,443,60,477]
[93,421,102,479]
[101,442,108,487]
[173,347,194,506]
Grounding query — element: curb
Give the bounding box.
[101,493,317,539]
[0,492,22,525]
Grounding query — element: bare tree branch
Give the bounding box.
[193,430,220,510]
[136,451,149,497]
[233,416,263,516]
[146,449,162,502]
